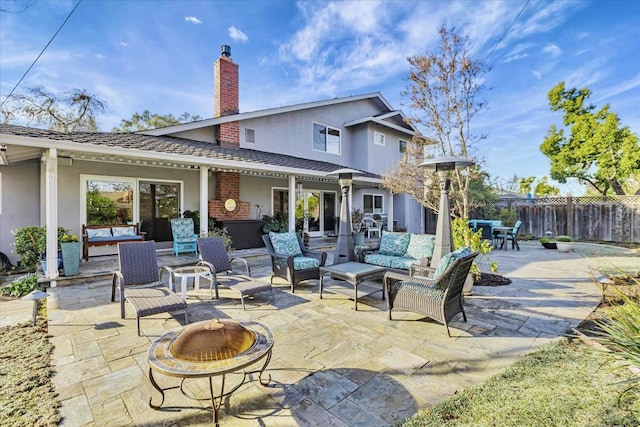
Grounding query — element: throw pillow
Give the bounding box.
[112,226,136,237]
[269,232,303,257]
[379,232,411,257]
[86,228,111,239]
[405,234,436,260]
[432,246,472,280]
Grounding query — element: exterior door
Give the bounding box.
[139,181,181,242]
[299,190,337,238]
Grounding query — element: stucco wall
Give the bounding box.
[1,160,40,265]
[239,98,382,167]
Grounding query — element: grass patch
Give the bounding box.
[0,319,61,426]
[401,339,640,426]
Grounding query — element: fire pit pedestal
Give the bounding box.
[146,318,273,426]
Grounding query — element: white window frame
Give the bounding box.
[363,193,384,214]
[312,122,341,155]
[374,131,386,146]
[80,174,185,225]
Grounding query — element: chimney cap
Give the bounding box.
[221,45,231,57]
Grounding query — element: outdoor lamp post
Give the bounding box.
[21,289,50,326]
[327,168,362,264]
[419,156,475,267]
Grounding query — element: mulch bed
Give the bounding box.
[475,272,512,287]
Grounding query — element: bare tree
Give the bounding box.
[384,25,490,218]
[1,87,107,132]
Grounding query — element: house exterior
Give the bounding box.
[0,45,425,279]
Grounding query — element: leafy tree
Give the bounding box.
[384,25,490,218]
[541,82,640,196]
[519,176,560,197]
[113,110,201,132]
[1,87,106,132]
[86,191,117,225]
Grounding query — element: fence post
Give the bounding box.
[567,195,573,238]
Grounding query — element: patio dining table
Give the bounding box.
[493,226,513,250]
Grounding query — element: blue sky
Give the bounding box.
[1,0,638,195]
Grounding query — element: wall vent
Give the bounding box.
[245,128,255,144]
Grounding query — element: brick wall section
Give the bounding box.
[214,56,239,118]
[217,121,240,148]
[210,171,250,220]
[208,200,251,221]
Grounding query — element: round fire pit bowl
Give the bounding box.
[146,318,273,426]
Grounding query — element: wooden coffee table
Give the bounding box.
[319,262,386,310]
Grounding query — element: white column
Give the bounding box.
[288,175,296,232]
[199,166,209,236]
[45,149,59,280]
[386,191,394,232]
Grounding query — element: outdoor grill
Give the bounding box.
[147,319,273,426]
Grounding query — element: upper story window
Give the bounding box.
[313,123,341,155]
[399,140,407,153]
[374,132,385,146]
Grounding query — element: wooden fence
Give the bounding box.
[491,196,640,243]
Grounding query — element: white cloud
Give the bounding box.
[120,42,128,47]
[542,43,562,56]
[531,70,542,79]
[94,54,106,60]
[228,26,248,43]
[185,16,202,25]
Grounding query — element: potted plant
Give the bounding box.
[60,233,81,276]
[452,218,498,295]
[12,226,70,273]
[351,209,365,246]
[539,237,557,249]
[555,235,573,253]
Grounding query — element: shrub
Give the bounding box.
[556,235,573,242]
[205,227,233,251]
[12,226,71,272]
[595,286,640,396]
[0,273,39,297]
[452,217,497,278]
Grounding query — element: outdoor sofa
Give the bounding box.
[356,231,435,273]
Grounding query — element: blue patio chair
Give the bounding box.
[496,220,522,251]
[170,218,198,256]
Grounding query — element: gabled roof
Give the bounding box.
[344,111,416,135]
[142,92,415,136]
[0,124,381,183]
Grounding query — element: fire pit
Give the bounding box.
[147,318,273,426]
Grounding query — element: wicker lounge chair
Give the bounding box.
[111,241,187,336]
[196,237,272,309]
[384,251,478,337]
[262,232,327,292]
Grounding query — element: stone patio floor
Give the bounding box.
[3,240,622,426]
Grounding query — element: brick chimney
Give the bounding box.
[214,45,240,148]
[209,45,249,220]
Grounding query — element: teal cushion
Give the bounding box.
[379,232,410,257]
[392,281,444,299]
[293,256,320,270]
[270,232,303,257]
[364,253,397,269]
[405,234,435,260]
[389,257,420,271]
[432,246,471,280]
[171,219,195,239]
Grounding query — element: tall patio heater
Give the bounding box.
[327,168,362,264]
[419,157,474,267]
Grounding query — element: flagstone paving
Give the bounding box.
[4,240,632,426]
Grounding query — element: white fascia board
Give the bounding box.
[344,117,415,136]
[144,92,391,136]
